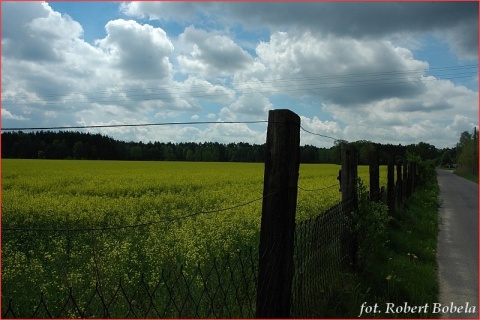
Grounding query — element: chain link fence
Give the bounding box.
[3,248,258,318]
[291,197,355,317]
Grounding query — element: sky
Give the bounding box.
[1,1,478,149]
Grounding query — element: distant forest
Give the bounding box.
[1,130,447,164]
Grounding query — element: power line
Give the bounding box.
[3,74,475,106]
[4,64,477,101]
[2,64,477,106]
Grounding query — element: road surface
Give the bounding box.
[436,169,478,318]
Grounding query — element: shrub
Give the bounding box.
[351,178,391,271]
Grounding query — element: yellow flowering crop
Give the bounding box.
[2,159,388,314]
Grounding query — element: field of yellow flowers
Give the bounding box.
[2,159,387,316]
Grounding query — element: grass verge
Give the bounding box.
[366,178,440,318]
[453,171,478,183]
[326,178,440,318]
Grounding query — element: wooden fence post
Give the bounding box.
[256,109,300,318]
[396,160,403,208]
[407,161,415,197]
[387,155,395,215]
[340,143,358,269]
[340,143,351,202]
[369,150,380,202]
[402,160,408,201]
[351,148,358,208]
[411,162,417,191]
[340,143,357,205]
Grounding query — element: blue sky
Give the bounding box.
[2,1,478,148]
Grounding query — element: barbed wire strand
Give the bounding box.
[300,125,340,142]
[1,189,282,233]
[1,120,268,132]
[2,120,346,144]
[2,121,350,232]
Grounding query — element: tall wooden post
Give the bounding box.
[387,155,395,215]
[411,162,417,191]
[256,109,300,318]
[396,160,403,207]
[351,148,358,209]
[402,160,408,200]
[340,143,357,204]
[369,150,380,202]
[407,161,415,197]
[340,143,358,269]
[340,143,350,202]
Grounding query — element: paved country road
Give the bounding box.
[436,169,478,318]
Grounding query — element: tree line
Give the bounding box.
[445,127,478,175]
[0,130,453,164]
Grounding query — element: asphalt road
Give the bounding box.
[436,169,478,318]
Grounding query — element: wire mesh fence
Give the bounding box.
[3,193,386,319]
[2,184,404,319]
[2,248,258,319]
[291,197,355,317]
[2,109,423,318]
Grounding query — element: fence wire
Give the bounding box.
[2,248,258,319]
[291,196,355,317]
[2,190,280,233]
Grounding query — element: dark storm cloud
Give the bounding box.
[242,2,478,60]
[397,101,454,113]
[251,31,429,106]
[225,2,477,37]
[320,79,426,106]
[126,2,477,60]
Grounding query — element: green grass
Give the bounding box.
[380,179,440,317]
[453,170,478,183]
[320,177,440,318]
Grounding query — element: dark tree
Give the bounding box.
[2,130,439,164]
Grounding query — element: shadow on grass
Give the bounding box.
[322,179,441,318]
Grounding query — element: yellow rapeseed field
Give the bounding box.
[1,159,388,315]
